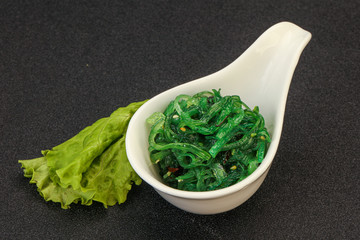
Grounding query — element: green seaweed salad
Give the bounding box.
[147,89,271,191]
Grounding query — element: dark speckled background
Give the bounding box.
[1,0,359,239]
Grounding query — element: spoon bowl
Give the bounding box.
[126,22,311,214]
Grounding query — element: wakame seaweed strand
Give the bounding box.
[147,89,271,191]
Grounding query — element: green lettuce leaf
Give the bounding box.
[45,100,146,190]
[19,157,95,209]
[19,100,146,209]
[81,135,141,207]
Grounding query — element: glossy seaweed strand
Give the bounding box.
[147,89,270,191]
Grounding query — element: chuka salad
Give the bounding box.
[19,89,270,208]
[147,89,271,191]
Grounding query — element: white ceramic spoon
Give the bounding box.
[126,22,311,214]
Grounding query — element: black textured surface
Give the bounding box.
[1,0,359,239]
